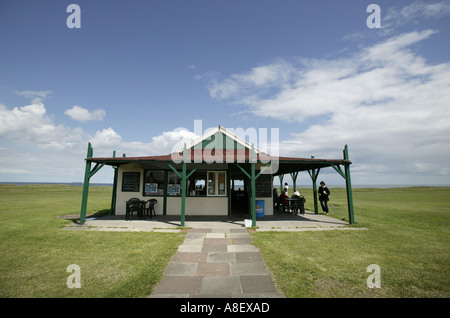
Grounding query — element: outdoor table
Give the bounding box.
[125,199,146,220]
[285,197,306,214]
[285,198,297,213]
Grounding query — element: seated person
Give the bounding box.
[279,191,289,210]
[272,187,279,208]
[292,190,301,198]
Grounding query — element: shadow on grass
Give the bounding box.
[59,209,112,224]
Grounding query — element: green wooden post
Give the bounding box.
[109,150,117,215]
[250,145,256,227]
[110,167,118,215]
[308,157,320,215]
[169,149,201,227]
[181,144,187,227]
[80,142,93,224]
[290,171,298,191]
[227,168,231,216]
[163,170,168,215]
[344,145,355,224]
[312,172,318,214]
[235,151,271,228]
[278,175,284,193]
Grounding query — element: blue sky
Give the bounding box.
[1,0,449,185]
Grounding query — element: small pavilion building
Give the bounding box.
[79,126,355,226]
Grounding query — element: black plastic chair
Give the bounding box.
[279,199,289,213]
[291,196,306,215]
[143,199,157,219]
[126,198,143,220]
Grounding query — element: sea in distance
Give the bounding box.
[1,182,448,189]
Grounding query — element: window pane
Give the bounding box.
[168,171,181,196]
[144,170,164,195]
[187,171,206,196]
[207,172,216,195]
[218,172,226,195]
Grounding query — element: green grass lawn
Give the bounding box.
[253,187,450,297]
[1,184,449,298]
[0,184,184,297]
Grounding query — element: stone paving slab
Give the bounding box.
[149,228,285,298]
[65,213,362,298]
[76,211,359,233]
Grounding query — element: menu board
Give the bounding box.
[145,183,158,194]
[255,174,272,197]
[168,184,181,195]
[121,172,140,192]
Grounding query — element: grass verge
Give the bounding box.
[0,184,183,297]
[253,187,450,297]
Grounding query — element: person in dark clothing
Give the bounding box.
[279,190,290,212]
[318,181,330,215]
[272,187,279,209]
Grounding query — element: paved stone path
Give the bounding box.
[149,228,285,298]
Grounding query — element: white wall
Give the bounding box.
[114,164,274,216]
[166,197,228,215]
[255,197,273,216]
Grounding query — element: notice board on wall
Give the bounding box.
[122,172,140,192]
[255,174,272,197]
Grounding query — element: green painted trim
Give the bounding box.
[168,164,182,178]
[255,162,272,180]
[227,168,231,216]
[89,163,104,178]
[235,163,251,179]
[79,142,93,224]
[251,145,256,227]
[343,145,355,224]
[278,175,284,192]
[163,170,168,215]
[331,164,346,179]
[110,167,118,215]
[290,171,298,191]
[180,144,188,227]
[186,163,202,178]
[308,167,320,214]
[251,161,256,227]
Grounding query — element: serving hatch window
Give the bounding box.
[144,170,164,196]
[167,171,181,196]
[207,171,226,196]
[187,171,206,197]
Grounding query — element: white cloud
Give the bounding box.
[0,102,84,150]
[208,60,296,101]
[88,126,199,157]
[0,100,202,182]
[151,128,199,154]
[344,1,450,40]
[89,127,122,149]
[15,90,52,103]
[207,30,450,183]
[65,105,106,122]
[385,1,450,26]
[0,102,92,182]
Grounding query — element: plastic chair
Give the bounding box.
[126,198,143,220]
[291,196,306,215]
[144,199,157,218]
